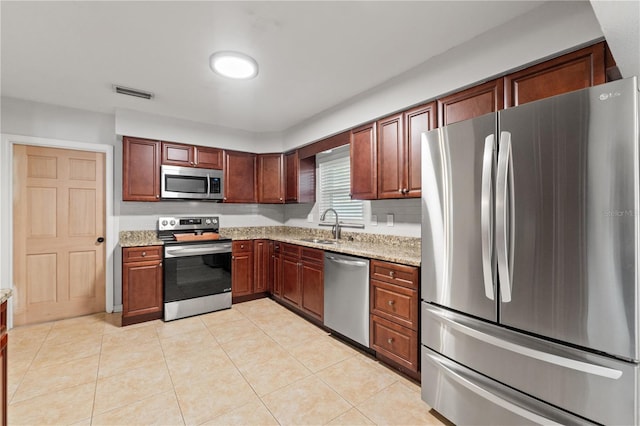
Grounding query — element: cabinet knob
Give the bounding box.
[389,270,395,277]
[156,195,160,199]
[159,262,162,267]
[387,338,394,344]
[190,161,194,165]
[240,244,244,249]
[232,256,235,260]
[279,197,283,201]
[388,300,395,306]
[141,252,146,257]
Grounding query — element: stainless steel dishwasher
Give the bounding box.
[324,252,370,347]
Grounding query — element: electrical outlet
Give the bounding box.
[307,213,314,223]
[371,215,378,226]
[386,214,394,226]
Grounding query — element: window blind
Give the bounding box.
[318,152,363,222]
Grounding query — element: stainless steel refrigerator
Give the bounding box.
[420,77,639,425]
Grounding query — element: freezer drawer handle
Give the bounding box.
[427,306,623,379]
[424,351,563,426]
[496,131,513,302]
[481,134,496,300]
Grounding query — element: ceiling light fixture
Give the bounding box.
[209,51,258,80]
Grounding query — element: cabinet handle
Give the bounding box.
[141,252,147,257]
[156,194,160,199]
[240,244,244,249]
[389,270,395,277]
[190,161,194,165]
[159,262,162,267]
[232,256,235,260]
[387,338,394,344]
[388,300,395,306]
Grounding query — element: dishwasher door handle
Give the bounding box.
[326,255,368,267]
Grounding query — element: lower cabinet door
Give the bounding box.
[301,261,323,321]
[122,260,163,325]
[282,256,301,306]
[0,334,6,426]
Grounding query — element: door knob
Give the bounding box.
[97,237,105,243]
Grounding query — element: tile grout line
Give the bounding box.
[89,328,107,425]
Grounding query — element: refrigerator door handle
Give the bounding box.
[424,351,564,426]
[481,134,496,300]
[496,131,513,302]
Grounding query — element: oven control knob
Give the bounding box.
[161,220,168,226]
[170,220,176,226]
[205,219,211,225]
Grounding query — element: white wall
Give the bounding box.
[115,108,283,153]
[590,0,640,79]
[282,1,604,150]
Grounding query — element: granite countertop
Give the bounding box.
[0,289,12,304]
[221,227,421,266]
[119,230,164,247]
[119,226,420,266]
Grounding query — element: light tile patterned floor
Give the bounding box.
[7,298,448,425]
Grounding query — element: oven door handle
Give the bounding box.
[164,244,232,258]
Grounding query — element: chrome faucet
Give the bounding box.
[320,208,341,242]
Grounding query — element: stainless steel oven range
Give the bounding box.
[158,216,231,321]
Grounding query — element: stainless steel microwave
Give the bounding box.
[161,165,224,200]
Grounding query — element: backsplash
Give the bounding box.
[284,198,421,237]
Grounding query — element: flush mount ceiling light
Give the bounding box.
[209,51,258,80]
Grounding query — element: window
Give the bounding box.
[318,145,363,222]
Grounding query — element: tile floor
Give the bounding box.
[7,298,448,425]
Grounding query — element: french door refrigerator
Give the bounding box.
[420,77,639,425]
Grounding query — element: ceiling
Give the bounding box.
[1,1,549,133]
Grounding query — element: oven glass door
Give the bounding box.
[163,243,232,303]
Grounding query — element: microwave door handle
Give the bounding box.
[206,173,211,195]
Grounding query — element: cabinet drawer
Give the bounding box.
[232,240,252,253]
[371,279,418,330]
[123,246,162,262]
[370,260,418,289]
[301,247,323,264]
[282,243,301,258]
[370,315,418,372]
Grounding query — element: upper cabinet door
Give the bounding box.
[377,113,404,199]
[284,151,299,202]
[123,137,161,201]
[505,42,605,108]
[194,146,223,169]
[224,150,257,203]
[404,102,437,198]
[350,122,377,200]
[258,153,284,203]
[162,142,194,167]
[438,78,504,127]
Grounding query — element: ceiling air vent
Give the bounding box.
[112,85,154,100]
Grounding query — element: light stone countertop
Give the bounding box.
[120,226,420,266]
[0,289,12,304]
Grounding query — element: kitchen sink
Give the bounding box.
[297,238,338,245]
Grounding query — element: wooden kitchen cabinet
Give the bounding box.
[224,150,257,203]
[122,246,163,326]
[285,151,315,203]
[350,122,377,200]
[162,142,223,169]
[377,102,436,199]
[122,136,161,201]
[1,300,7,426]
[281,244,302,306]
[504,42,606,107]
[300,248,324,321]
[438,78,504,127]
[253,239,270,293]
[270,241,283,298]
[258,154,285,203]
[370,259,419,376]
[279,243,324,321]
[232,241,254,300]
